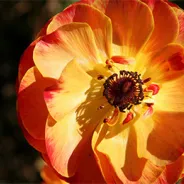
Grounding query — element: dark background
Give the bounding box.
[0,0,184,183]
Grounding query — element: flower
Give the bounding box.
[17,0,184,183]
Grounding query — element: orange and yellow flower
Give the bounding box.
[17,0,184,183]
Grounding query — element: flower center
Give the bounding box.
[103,70,144,112]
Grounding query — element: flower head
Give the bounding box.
[17,0,184,183]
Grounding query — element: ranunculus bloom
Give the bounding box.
[17,0,184,183]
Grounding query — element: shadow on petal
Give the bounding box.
[122,126,146,181]
[147,111,184,162]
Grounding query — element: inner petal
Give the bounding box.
[44,59,93,122]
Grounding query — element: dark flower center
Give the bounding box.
[103,70,144,112]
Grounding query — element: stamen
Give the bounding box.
[143,77,151,83]
[97,75,104,80]
[146,84,160,95]
[106,59,113,69]
[111,56,135,65]
[103,108,119,126]
[97,105,105,110]
[103,70,144,112]
[146,102,154,106]
[103,118,109,123]
[123,112,133,125]
[144,105,153,117]
[107,108,119,126]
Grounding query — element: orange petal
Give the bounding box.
[18,67,56,139]
[142,0,179,53]
[93,0,154,57]
[45,94,108,177]
[18,112,46,153]
[135,111,184,167]
[41,146,105,183]
[41,165,69,184]
[92,121,164,183]
[37,0,97,40]
[47,4,112,58]
[69,142,105,183]
[174,8,184,46]
[142,44,184,83]
[155,155,184,184]
[34,22,101,79]
[18,39,38,83]
[44,59,92,122]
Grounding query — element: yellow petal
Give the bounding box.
[47,4,112,58]
[92,120,164,183]
[34,22,101,79]
[45,95,109,177]
[44,59,94,122]
[155,75,184,112]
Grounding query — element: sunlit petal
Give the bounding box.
[34,22,101,79]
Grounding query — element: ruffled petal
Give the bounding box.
[45,91,109,177]
[34,22,101,79]
[135,111,184,167]
[44,59,92,122]
[93,0,154,57]
[47,4,112,58]
[155,155,184,184]
[92,120,164,183]
[18,67,56,139]
[142,0,179,53]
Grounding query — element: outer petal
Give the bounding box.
[44,59,92,122]
[18,67,56,139]
[135,111,184,167]
[47,4,112,58]
[155,155,184,184]
[18,113,46,153]
[41,165,68,184]
[92,118,164,183]
[93,0,154,57]
[18,39,38,84]
[142,0,179,53]
[34,22,101,79]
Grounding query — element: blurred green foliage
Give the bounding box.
[0,0,184,183]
